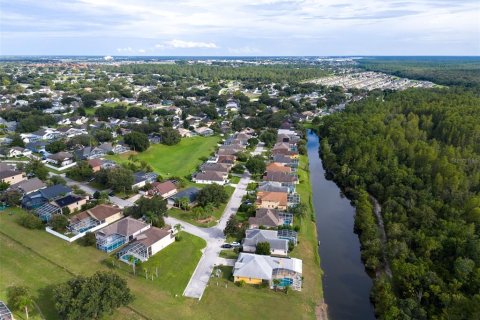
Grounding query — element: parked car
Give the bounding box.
[230,242,240,247]
[221,244,233,249]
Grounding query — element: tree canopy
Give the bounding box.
[319,88,480,319]
[196,184,229,207]
[53,271,133,320]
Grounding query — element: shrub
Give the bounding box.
[18,214,43,229]
[236,280,246,287]
[78,232,96,247]
[50,215,69,232]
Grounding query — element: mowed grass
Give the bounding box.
[107,136,221,178]
[0,209,206,320]
[112,232,205,295]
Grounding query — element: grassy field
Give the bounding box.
[107,136,220,178]
[0,208,206,320]
[168,186,235,227]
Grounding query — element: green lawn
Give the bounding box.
[113,232,205,295]
[106,136,221,178]
[168,186,235,227]
[229,176,241,184]
[219,250,239,259]
[0,208,206,320]
[0,151,324,320]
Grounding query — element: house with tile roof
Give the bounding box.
[256,191,288,210]
[68,205,124,234]
[117,226,175,264]
[95,217,151,252]
[248,208,293,229]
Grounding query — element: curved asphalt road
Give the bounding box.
[165,171,251,299]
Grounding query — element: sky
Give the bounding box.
[1,0,479,56]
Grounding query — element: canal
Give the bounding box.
[306,129,376,320]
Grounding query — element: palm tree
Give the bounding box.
[178,197,189,211]
[174,223,183,234]
[128,256,136,275]
[272,279,281,292]
[7,286,33,319]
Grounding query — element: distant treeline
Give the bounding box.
[319,88,480,319]
[358,58,480,90]
[100,63,330,83]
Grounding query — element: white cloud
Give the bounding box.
[1,0,479,55]
[138,48,146,53]
[156,39,218,49]
[116,47,133,53]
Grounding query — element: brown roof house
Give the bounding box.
[68,205,124,234]
[95,217,151,252]
[87,158,103,172]
[46,151,74,167]
[147,181,178,198]
[248,208,293,229]
[263,171,298,187]
[192,171,228,185]
[0,169,26,185]
[266,162,292,174]
[10,177,46,195]
[256,191,288,210]
[117,226,176,264]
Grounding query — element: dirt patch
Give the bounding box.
[315,301,329,320]
[197,216,214,224]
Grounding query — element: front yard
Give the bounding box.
[168,185,235,227]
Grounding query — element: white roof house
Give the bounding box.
[233,253,303,291]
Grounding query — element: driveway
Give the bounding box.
[165,171,251,299]
[251,142,265,156]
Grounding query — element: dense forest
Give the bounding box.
[358,58,480,90]
[318,88,480,319]
[101,63,330,83]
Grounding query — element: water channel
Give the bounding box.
[306,129,376,320]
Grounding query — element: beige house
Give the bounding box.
[0,169,26,185]
[53,195,87,213]
[256,191,288,210]
[69,205,124,234]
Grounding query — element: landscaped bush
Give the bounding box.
[17,214,44,230]
[78,232,96,247]
[49,215,69,232]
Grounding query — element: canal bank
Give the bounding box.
[306,129,376,320]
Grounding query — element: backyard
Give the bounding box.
[106,136,221,178]
[0,208,206,320]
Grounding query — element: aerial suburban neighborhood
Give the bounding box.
[0,52,478,320]
[0,56,336,320]
[1,0,479,319]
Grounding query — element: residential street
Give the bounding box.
[165,171,251,299]
[54,168,251,299]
